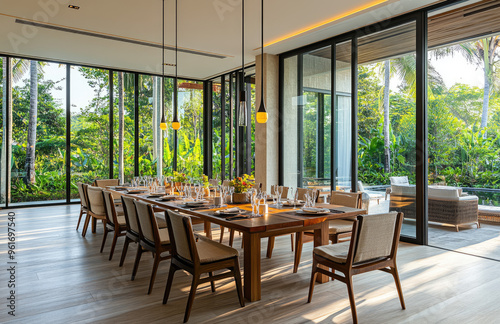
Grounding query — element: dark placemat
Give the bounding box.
[329,209,345,213]
[210,210,252,220]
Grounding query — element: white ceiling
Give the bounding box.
[0,0,442,80]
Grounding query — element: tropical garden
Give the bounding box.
[1,34,499,205]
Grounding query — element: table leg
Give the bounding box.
[314,221,329,283]
[91,217,97,233]
[204,221,212,239]
[243,232,261,302]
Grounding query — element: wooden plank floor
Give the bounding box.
[1,205,500,323]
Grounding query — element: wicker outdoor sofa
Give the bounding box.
[389,185,480,231]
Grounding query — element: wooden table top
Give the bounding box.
[110,189,366,234]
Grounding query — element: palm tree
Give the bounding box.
[1,58,30,201]
[24,60,39,184]
[379,56,444,173]
[434,36,500,137]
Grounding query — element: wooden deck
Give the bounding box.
[1,204,499,323]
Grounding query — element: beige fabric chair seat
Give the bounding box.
[313,241,350,264]
[154,212,167,229]
[328,219,354,234]
[196,236,239,264]
[159,228,170,244]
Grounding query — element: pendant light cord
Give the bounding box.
[161,0,165,119]
[241,0,245,91]
[261,0,264,99]
[174,0,178,119]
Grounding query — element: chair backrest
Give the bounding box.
[351,212,401,264]
[296,188,317,201]
[357,181,365,192]
[77,182,88,208]
[134,200,159,244]
[271,185,289,198]
[390,176,409,186]
[94,179,120,188]
[102,190,118,225]
[87,186,106,216]
[121,196,140,235]
[222,180,230,187]
[209,179,218,186]
[330,191,362,209]
[166,210,198,263]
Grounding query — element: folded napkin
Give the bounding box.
[183,198,195,202]
[221,207,240,214]
[301,207,326,213]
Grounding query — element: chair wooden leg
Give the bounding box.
[82,214,91,237]
[293,232,303,273]
[455,225,459,232]
[290,233,294,251]
[147,253,162,294]
[307,258,318,303]
[76,209,84,230]
[100,227,109,253]
[163,263,178,304]
[184,274,200,323]
[92,217,97,233]
[266,236,275,258]
[208,272,216,292]
[219,226,225,243]
[119,237,131,267]
[229,229,235,247]
[391,266,406,310]
[232,258,245,307]
[131,246,143,281]
[108,231,119,261]
[346,275,358,324]
[476,222,481,229]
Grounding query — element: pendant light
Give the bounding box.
[172,0,181,130]
[159,0,167,131]
[238,0,247,127]
[256,0,268,124]
[171,0,181,130]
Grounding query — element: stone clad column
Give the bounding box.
[255,53,279,192]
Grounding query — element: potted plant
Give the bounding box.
[229,174,254,203]
[172,171,188,190]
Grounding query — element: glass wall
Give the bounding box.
[224,75,232,179]
[70,66,109,198]
[357,22,417,238]
[0,57,5,207]
[177,80,204,179]
[282,46,332,192]
[163,77,175,175]
[9,61,67,205]
[113,72,135,184]
[212,77,222,180]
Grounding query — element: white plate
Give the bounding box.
[215,209,241,216]
[185,200,208,206]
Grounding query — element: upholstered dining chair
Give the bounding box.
[133,200,172,294]
[307,212,405,324]
[76,182,89,231]
[94,179,120,188]
[163,210,244,323]
[83,186,124,237]
[293,191,362,273]
[100,190,127,260]
[119,196,141,268]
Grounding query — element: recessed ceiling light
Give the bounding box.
[164,63,176,67]
[68,5,80,10]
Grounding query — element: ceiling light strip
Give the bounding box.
[264,0,389,47]
[14,18,228,59]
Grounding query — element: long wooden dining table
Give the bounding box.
[110,189,366,302]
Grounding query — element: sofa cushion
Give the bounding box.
[391,185,415,196]
[428,186,462,199]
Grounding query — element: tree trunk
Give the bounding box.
[1,58,13,203]
[118,72,124,184]
[383,60,391,173]
[24,60,38,185]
